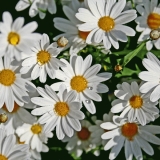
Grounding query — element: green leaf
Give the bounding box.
[71,153,82,160]
[50,147,62,151]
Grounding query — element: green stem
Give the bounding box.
[28,0,32,4]
[131,0,135,9]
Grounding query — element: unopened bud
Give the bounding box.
[57,37,68,47]
[114,65,122,72]
[150,29,160,40]
[0,113,8,123]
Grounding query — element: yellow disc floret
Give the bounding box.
[8,32,20,45]
[79,31,90,40]
[70,76,88,92]
[31,124,42,134]
[147,13,160,29]
[0,154,8,160]
[98,16,115,32]
[129,95,143,109]
[77,127,91,141]
[0,69,16,86]
[54,102,69,116]
[37,51,51,65]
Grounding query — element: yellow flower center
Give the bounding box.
[129,95,143,109]
[0,69,16,86]
[147,13,160,29]
[8,32,20,45]
[70,76,88,92]
[0,113,8,123]
[54,102,69,116]
[2,102,19,113]
[37,51,51,65]
[31,124,42,134]
[0,154,8,160]
[121,123,138,141]
[98,16,115,32]
[78,30,90,40]
[77,127,91,141]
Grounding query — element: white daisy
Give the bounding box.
[31,84,85,140]
[20,33,65,83]
[101,116,160,160]
[111,81,159,126]
[62,120,96,157]
[139,52,160,102]
[0,56,36,112]
[53,0,92,54]
[16,121,53,152]
[135,0,160,50]
[0,128,29,160]
[89,112,113,146]
[51,55,112,114]
[15,0,57,19]
[75,0,137,50]
[0,11,41,60]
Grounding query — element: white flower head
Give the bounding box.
[139,52,160,102]
[0,11,41,61]
[135,0,160,50]
[51,55,112,114]
[0,56,36,112]
[0,128,29,160]
[101,116,160,160]
[16,121,53,152]
[62,120,96,157]
[75,0,137,50]
[111,81,159,126]
[31,84,85,140]
[89,112,113,146]
[15,0,57,19]
[20,33,65,83]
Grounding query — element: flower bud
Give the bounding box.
[114,65,122,72]
[57,37,68,47]
[0,113,8,123]
[150,29,160,40]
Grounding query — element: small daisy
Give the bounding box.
[75,0,137,50]
[62,120,96,157]
[15,0,57,19]
[0,11,41,60]
[53,0,92,54]
[31,84,85,140]
[20,33,65,83]
[0,128,29,160]
[111,81,159,125]
[51,55,112,114]
[101,116,160,160]
[0,56,36,112]
[89,112,113,146]
[139,52,160,102]
[135,0,160,50]
[16,121,53,152]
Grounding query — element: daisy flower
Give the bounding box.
[15,0,57,19]
[31,84,85,140]
[0,11,41,60]
[0,56,36,112]
[20,33,65,83]
[0,128,29,160]
[62,120,96,157]
[111,81,159,125]
[101,116,160,160]
[16,121,53,152]
[51,55,112,114]
[135,0,160,50]
[139,52,160,102]
[53,0,92,54]
[89,112,113,146]
[75,0,137,50]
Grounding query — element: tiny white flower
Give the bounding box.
[111,81,159,125]
[0,11,41,60]
[75,0,137,50]
[135,0,160,50]
[20,34,65,83]
[101,116,160,160]
[16,121,53,152]
[51,55,112,114]
[139,52,160,102]
[89,112,113,146]
[63,120,96,157]
[0,56,36,112]
[15,0,57,19]
[31,84,85,140]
